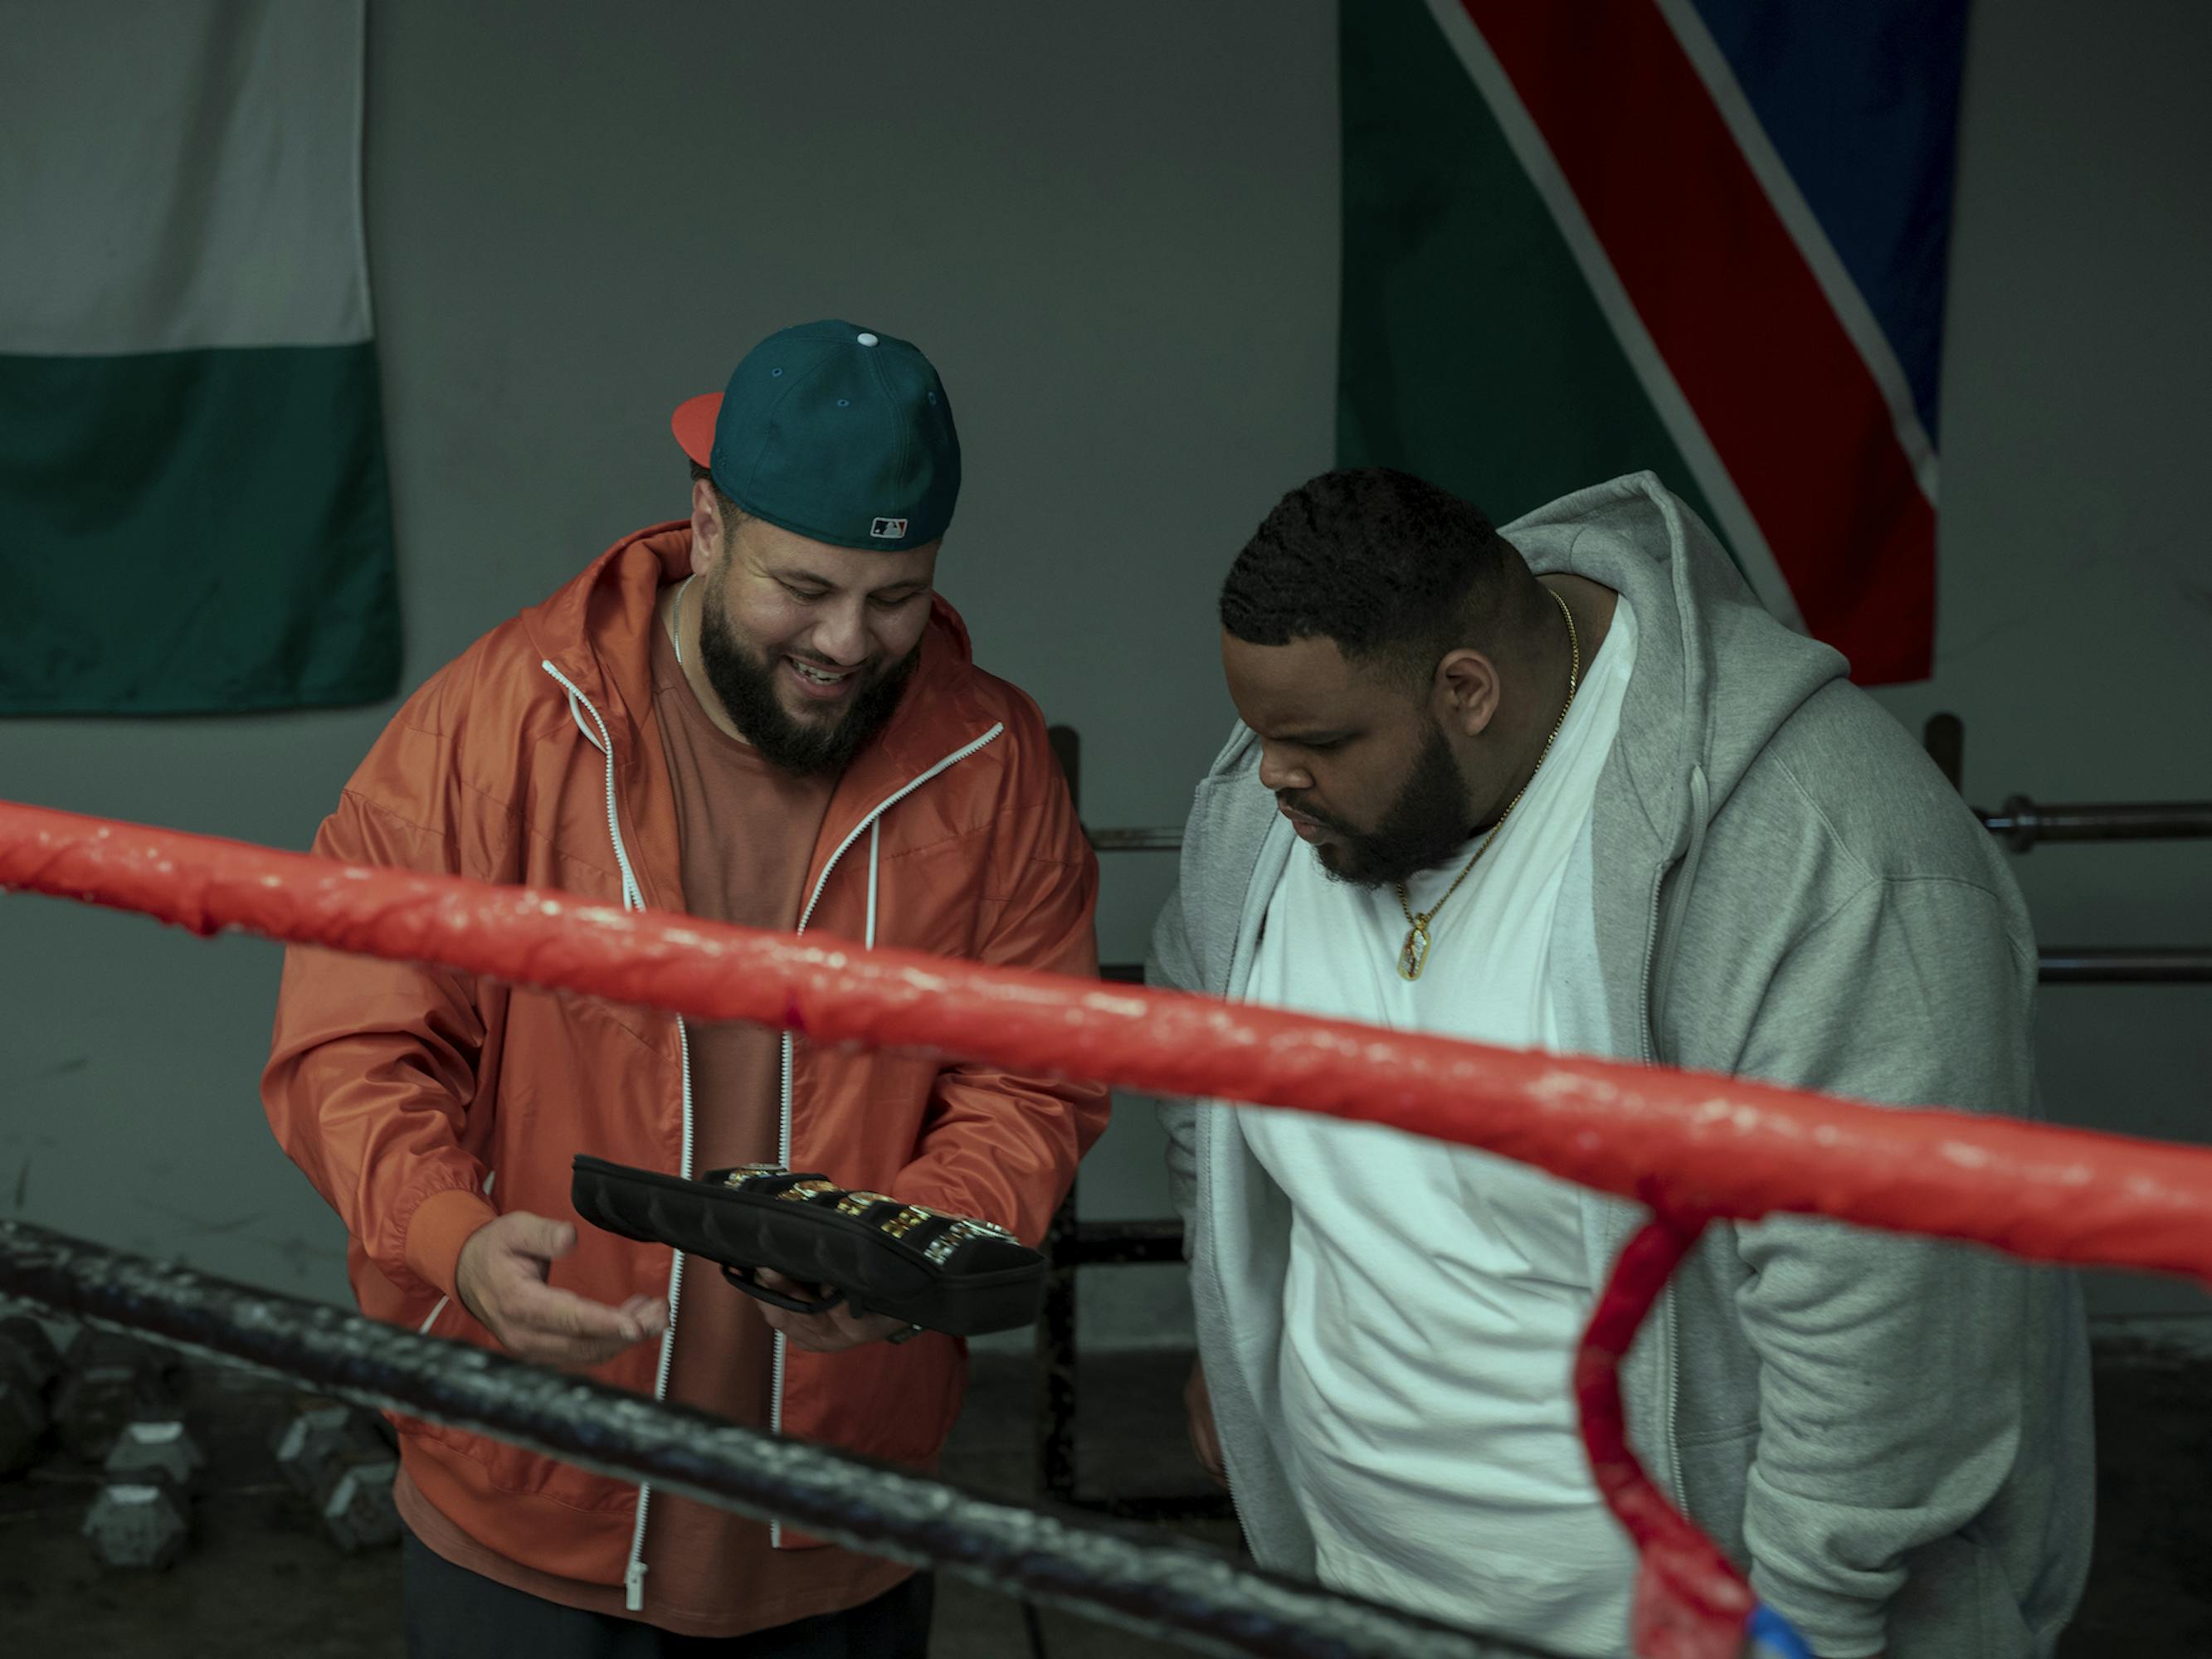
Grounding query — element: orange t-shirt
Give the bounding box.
[397,584,911,1636]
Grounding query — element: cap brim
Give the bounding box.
[670,392,721,467]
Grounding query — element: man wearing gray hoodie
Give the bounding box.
[1151,468,2092,1658]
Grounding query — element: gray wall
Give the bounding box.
[2,0,2206,1345]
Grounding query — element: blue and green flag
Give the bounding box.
[1341,0,1966,684]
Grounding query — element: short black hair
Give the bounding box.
[1220,468,1518,683]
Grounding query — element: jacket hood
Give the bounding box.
[1503,472,1846,844]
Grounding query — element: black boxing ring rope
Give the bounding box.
[0,1217,1570,1659]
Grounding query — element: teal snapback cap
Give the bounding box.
[670,320,959,552]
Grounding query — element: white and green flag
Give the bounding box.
[0,0,397,714]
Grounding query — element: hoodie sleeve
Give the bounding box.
[260,678,503,1306]
[1727,874,2043,1658]
[893,722,1110,1246]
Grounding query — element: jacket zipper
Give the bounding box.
[624,1019,692,1608]
[541,663,693,1611]
[768,721,1004,1545]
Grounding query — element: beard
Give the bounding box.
[1290,725,1473,889]
[695,592,918,779]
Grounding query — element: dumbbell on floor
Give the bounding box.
[273,1399,380,1495]
[84,1417,204,1570]
[272,1396,401,1553]
[0,1315,62,1476]
[319,1443,401,1553]
[107,1416,206,1489]
[53,1335,181,1462]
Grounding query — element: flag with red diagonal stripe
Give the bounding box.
[1338,0,1966,684]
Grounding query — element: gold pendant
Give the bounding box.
[1398,920,1430,981]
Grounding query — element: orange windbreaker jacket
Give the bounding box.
[262,523,1109,1584]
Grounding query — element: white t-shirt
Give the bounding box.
[1236,596,1640,1656]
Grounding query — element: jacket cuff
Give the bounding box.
[1748,1565,1888,1659]
[403,1189,501,1301]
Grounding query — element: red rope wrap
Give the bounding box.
[6,800,2205,1653]
[1575,1210,1752,1657]
[9,804,2205,1282]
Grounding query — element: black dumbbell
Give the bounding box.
[0,1315,63,1386]
[106,1417,206,1490]
[271,1397,383,1496]
[316,1443,401,1553]
[85,1417,204,1570]
[0,1315,63,1476]
[52,1335,180,1462]
[270,1395,402,1552]
[55,1334,180,1461]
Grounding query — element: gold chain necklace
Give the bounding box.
[1394,588,1581,981]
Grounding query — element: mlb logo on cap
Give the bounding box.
[669,321,961,552]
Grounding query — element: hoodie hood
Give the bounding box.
[1503,473,1846,850]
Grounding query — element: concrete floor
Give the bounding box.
[0,1340,2202,1657]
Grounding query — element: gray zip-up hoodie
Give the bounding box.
[1151,474,2093,1657]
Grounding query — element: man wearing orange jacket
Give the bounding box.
[263,319,1109,1656]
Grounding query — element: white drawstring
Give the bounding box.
[539,660,684,1611]
[552,675,645,912]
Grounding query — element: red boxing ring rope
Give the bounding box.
[7,799,2209,1657]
